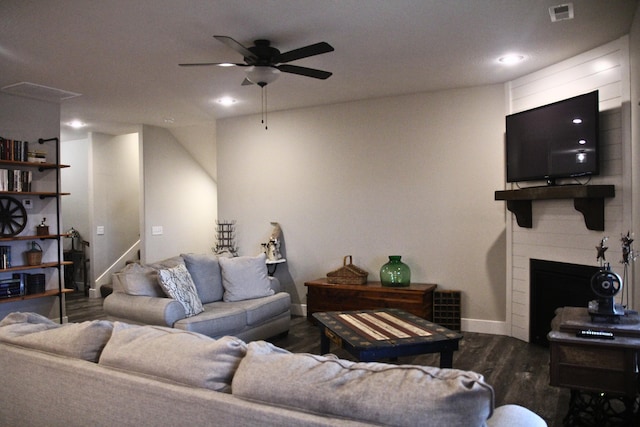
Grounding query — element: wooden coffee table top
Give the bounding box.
[313,308,462,350]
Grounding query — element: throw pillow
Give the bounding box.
[115,263,165,297]
[157,264,204,317]
[232,341,494,427]
[0,312,114,362]
[218,253,274,302]
[99,322,247,393]
[181,253,224,303]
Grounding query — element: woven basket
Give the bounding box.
[326,255,368,285]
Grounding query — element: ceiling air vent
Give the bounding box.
[1,82,81,103]
[549,3,574,22]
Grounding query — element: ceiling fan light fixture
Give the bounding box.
[246,66,280,86]
[216,96,237,106]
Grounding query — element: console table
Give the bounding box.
[548,306,640,425]
[304,279,437,322]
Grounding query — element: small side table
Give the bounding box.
[265,258,286,276]
[548,306,640,425]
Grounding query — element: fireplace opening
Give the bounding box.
[529,259,600,346]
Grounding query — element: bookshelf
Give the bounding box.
[0,137,70,322]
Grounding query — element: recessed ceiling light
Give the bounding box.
[66,120,86,128]
[216,97,237,106]
[498,54,525,65]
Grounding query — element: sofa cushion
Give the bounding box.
[0,312,113,362]
[99,322,247,393]
[218,253,274,302]
[157,264,204,317]
[221,292,291,326]
[232,341,495,427]
[115,263,165,297]
[173,304,247,338]
[181,253,224,303]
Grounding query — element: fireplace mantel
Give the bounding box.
[495,185,615,231]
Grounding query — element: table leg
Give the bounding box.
[440,351,454,369]
[319,326,330,354]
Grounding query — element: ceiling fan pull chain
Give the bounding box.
[261,85,268,130]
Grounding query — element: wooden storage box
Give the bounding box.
[326,255,368,285]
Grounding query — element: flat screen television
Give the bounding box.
[506,90,599,185]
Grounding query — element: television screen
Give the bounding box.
[506,90,599,184]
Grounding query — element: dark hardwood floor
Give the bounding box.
[66,291,568,426]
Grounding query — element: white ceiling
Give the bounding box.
[1,0,638,140]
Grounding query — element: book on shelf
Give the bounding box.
[0,137,30,162]
[0,274,24,298]
[0,246,11,269]
[0,169,32,192]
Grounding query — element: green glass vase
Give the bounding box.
[380,256,411,287]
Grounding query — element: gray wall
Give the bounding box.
[218,84,507,332]
[141,125,217,263]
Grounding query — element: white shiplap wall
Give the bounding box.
[505,37,632,342]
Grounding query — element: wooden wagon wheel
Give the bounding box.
[0,196,27,237]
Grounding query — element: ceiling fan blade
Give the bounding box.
[278,64,332,80]
[277,42,334,63]
[241,78,253,86]
[214,35,258,62]
[179,62,246,67]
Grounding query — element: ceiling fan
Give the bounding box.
[179,35,334,87]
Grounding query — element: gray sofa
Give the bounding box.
[103,253,291,341]
[0,312,547,427]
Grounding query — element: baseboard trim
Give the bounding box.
[293,303,508,336]
[461,318,509,336]
[292,303,306,317]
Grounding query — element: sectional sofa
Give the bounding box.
[0,312,547,426]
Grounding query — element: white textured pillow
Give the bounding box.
[99,322,247,392]
[157,264,204,317]
[218,253,274,302]
[232,341,494,427]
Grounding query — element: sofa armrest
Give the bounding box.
[268,276,281,294]
[103,292,186,327]
[488,405,547,427]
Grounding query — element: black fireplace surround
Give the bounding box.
[529,259,600,346]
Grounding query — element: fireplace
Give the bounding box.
[529,259,600,346]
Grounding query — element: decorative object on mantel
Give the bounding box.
[213,220,238,257]
[619,231,637,309]
[588,236,625,322]
[327,255,368,285]
[261,222,283,261]
[379,255,411,287]
[25,241,43,266]
[36,217,49,236]
[595,236,608,264]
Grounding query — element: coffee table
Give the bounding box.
[312,308,463,368]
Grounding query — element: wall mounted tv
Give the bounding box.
[506,90,599,185]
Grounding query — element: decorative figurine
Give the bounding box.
[262,222,282,261]
[619,231,636,308]
[595,237,608,266]
[36,218,49,236]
